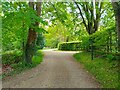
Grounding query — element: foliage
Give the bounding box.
[44,21,69,48]
[94,51,120,61]
[2,50,43,78]
[36,34,45,49]
[45,38,59,48]
[32,50,44,66]
[2,2,30,51]
[43,2,118,53]
[112,2,120,52]
[58,41,81,51]
[2,50,22,65]
[106,54,115,61]
[74,52,118,88]
[2,2,47,64]
[1,2,119,84]
[80,35,90,50]
[43,2,82,47]
[80,26,117,52]
[73,1,106,34]
[2,2,46,51]
[42,2,68,24]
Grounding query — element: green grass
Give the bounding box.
[2,50,44,79]
[73,52,119,88]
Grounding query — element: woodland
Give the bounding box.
[1,1,120,88]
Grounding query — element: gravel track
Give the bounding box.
[2,50,100,88]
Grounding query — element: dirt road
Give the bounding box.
[3,50,100,88]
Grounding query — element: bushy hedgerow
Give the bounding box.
[58,41,81,51]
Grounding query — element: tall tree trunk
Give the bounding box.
[36,2,42,16]
[25,1,42,64]
[115,11,120,52]
[36,2,42,46]
[112,2,120,52]
[25,28,37,64]
[25,2,36,64]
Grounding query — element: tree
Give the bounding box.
[112,2,120,52]
[42,2,82,42]
[2,1,47,65]
[25,1,42,63]
[73,1,104,60]
[73,1,103,35]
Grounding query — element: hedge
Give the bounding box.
[58,41,81,51]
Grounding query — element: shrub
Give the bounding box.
[2,50,22,65]
[45,38,59,48]
[94,51,120,61]
[58,41,81,51]
[80,36,90,50]
[2,50,44,78]
[32,50,43,66]
[36,34,45,49]
[106,54,115,61]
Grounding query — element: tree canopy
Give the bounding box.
[1,1,120,63]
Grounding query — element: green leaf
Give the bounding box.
[35,27,48,34]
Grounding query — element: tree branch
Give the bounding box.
[73,0,88,31]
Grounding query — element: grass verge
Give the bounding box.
[2,50,44,79]
[73,51,119,88]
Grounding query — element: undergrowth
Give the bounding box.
[2,50,43,79]
[73,51,119,88]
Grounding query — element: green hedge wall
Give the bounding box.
[58,41,81,51]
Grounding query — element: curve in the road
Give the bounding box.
[3,50,100,88]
